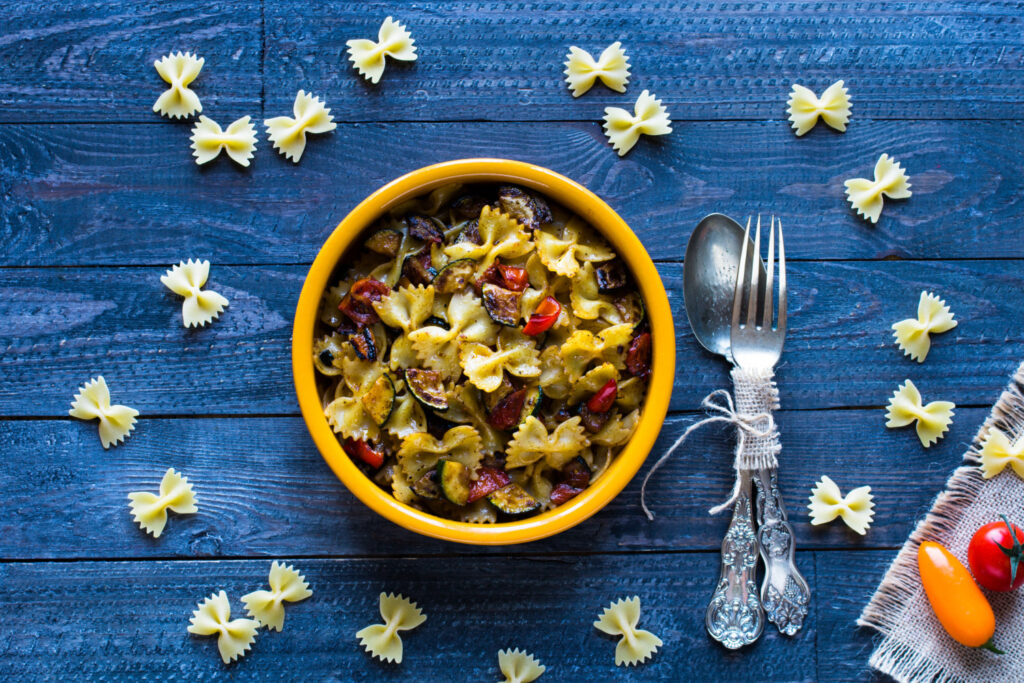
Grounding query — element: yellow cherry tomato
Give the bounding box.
[918,541,1000,651]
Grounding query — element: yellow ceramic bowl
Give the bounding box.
[292,159,675,545]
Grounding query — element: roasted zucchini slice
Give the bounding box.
[497,185,552,230]
[437,459,472,506]
[423,315,450,331]
[365,228,403,257]
[405,368,448,411]
[481,283,521,327]
[406,215,444,244]
[614,291,646,329]
[402,247,436,285]
[360,373,396,426]
[349,327,377,361]
[595,259,629,292]
[433,258,477,294]
[519,386,543,424]
[488,483,540,515]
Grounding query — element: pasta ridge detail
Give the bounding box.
[127,467,198,538]
[152,51,204,119]
[884,379,955,447]
[563,42,630,97]
[187,591,260,664]
[786,80,851,136]
[593,596,662,666]
[844,153,912,224]
[497,647,546,683]
[160,259,229,328]
[356,592,426,663]
[241,561,313,631]
[602,90,672,156]
[68,376,139,449]
[190,115,258,167]
[347,16,417,84]
[807,475,875,535]
[891,291,957,363]
[264,90,337,163]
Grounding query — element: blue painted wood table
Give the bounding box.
[2,2,1023,680]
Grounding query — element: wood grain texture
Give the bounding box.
[4,120,1024,265]
[263,1,1024,121]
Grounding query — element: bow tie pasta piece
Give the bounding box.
[408,291,499,377]
[160,259,229,328]
[459,499,498,524]
[460,331,542,393]
[444,206,533,276]
[593,596,662,666]
[443,383,505,454]
[571,262,632,322]
[885,379,955,447]
[892,291,957,363]
[844,153,912,224]
[497,648,546,683]
[602,90,672,157]
[356,592,426,664]
[568,363,621,404]
[786,80,851,136]
[69,376,139,449]
[190,115,258,167]
[241,561,312,632]
[152,51,204,119]
[807,475,875,535]
[398,425,484,484]
[127,467,198,538]
[591,409,640,447]
[979,427,1024,480]
[559,323,634,381]
[325,368,390,442]
[386,378,429,439]
[187,591,260,664]
[506,416,589,469]
[373,284,435,334]
[536,217,615,278]
[347,16,417,84]
[265,90,337,163]
[564,42,630,97]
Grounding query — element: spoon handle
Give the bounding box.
[754,467,810,635]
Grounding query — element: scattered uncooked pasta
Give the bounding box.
[346,16,417,84]
[190,115,258,167]
[807,475,875,535]
[160,259,229,328]
[188,590,260,664]
[356,592,426,664]
[152,51,204,119]
[786,80,851,136]
[979,427,1024,480]
[885,379,955,447]
[602,90,672,156]
[844,153,912,224]
[497,648,546,683]
[241,561,313,632]
[892,291,957,363]
[68,376,139,449]
[127,467,198,538]
[563,42,630,97]
[264,90,337,163]
[593,596,662,666]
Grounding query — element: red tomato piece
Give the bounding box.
[343,438,385,469]
[625,332,652,378]
[488,389,528,431]
[340,278,391,326]
[549,483,583,506]
[968,515,1024,592]
[467,467,512,503]
[478,263,529,292]
[587,379,618,413]
[522,296,561,335]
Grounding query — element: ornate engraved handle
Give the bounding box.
[754,468,810,635]
[706,471,763,649]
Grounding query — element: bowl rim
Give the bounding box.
[292,158,675,545]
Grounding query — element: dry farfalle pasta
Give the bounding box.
[885,379,955,447]
[356,592,426,664]
[979,427,1024,480]
[844,153,912,224]
[506,416,589,469]
[593,596,662,667]
[786,80,851,136]
[188,591,260,664]
[602,90,672,156]
[497,648,546,683]
[241,561,312,632]
[347,16,417,84]
[69,376,138,449]
[563,42,630,97]
[190,115,258,167]
[161,259,229,328]
[892,291,957,363]
[152,51,204,119]
[127,467,197,538]
[265,90,337,163]
[807,475,875,535]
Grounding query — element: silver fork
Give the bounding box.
[732,216,810,636]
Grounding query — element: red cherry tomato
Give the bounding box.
[522,296,560,335]
[549,483,583,506]
[343,438,385,469]
[479,263,529,292]
[488,388,528,431]
[625,332,652,378]
[467,467,511,503]
[968,515,1024,592]
[587,379,618,413]
[339,278,391,326]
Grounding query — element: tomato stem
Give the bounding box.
[979,638,1004,655]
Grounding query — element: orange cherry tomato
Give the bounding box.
[918,541,1001,652]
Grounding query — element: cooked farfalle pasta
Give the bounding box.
[979,427,1024,480]
[497,648,546,683]
[409,291,499,377]
[190,115,258,167]
[808,475,875,535]
[602,90,672,156]
[69,376,139,449]
[398,425,484,482]
[535,218,615,277]
[460,331,541,392]
[563,42,630,97]
[892,291,957,363]
[593,596,662,667]
[152,51,204,119]
[786,80,851,136]
[560,324,633,380]
[325,369,388,442]
[373,284,435,334]
[346,16,417,84]
[265,90,337,163]
[844,153,912,224]
[241,561,312,632]
[356,592,426,664]
[127,467,197,538]
[506,416,589,469]
[444,206,533,275]
[885,379,955,447]
[592,409,640,447]
[160,259,229,328]
[187,591,260,664]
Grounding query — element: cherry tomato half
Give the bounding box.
[625,332,652,378]
[343,438,385,469]
[522,296,560,335]
[339,278,391,326]
[467,467,511,503]
[587,379,618,413]
[478,263,529,292]
[968,515,1024,592]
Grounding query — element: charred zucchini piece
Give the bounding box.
[349,327,377,361]
[360,373,396,426]
[433,258,477,294]
[423,315,450,331]
[437,459,472,506]
[497,185,552,230]
[412,469,440,499]
[488,483,540,515]
[518,386,543,424]
[405,368,449,411]
[365,229,403,257]
[402,247,436,285]
[595,259,629,292]
[614,292,646,330]
[481,283,521,326]
[452,194,490,220]
[406,215,444,244]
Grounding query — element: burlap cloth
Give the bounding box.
[858,361,1024,683]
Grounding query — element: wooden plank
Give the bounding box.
[264,1,1024,122]
[0,1,262,123]
[0,409,985,559]
[3,120,1024,266]
[0,553,819,681]
[0,260,1020,416]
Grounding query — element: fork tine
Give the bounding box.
[763,216,775,330]
[777,218,787,335]
[746,215,761,328]
[731,216,751,331]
